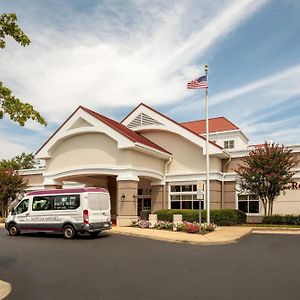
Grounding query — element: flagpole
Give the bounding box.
[205,64,210,224]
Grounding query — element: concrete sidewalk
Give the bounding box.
[0,280,11,300]
[111,226,253,245]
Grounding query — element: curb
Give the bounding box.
[111,228,252,245]
[251,227,300,232]
[0,280,11,300]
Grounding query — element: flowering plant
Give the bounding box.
[176,221,200,233]
[153,220,173,230]
[201,223,217,232]
[177,221,217,233]
[131,220,150,228]
[131,220,217,233]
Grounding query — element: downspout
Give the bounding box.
[222,154,231,210]
[163,156,173,209]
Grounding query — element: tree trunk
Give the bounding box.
[269,200,274,216]
[262,200,267,216]
[267,201,271,216]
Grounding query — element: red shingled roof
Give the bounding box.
[181,117,239,135]
[37,106,171,156]
[80,106,171,155]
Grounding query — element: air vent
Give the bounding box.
[127,113,162,128]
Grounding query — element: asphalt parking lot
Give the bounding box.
[1,228,300,300]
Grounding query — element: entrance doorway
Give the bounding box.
[137,188,151,217]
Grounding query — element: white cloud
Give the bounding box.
[0,135,31,159]
[0,0,268,125]
[210,64,300,105]
[168,61,300,145]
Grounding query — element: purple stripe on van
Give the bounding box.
[28,187,108,196]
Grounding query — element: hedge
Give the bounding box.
[262,215,300,225]
[154,209,247,226]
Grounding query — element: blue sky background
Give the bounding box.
[0,0,300,158]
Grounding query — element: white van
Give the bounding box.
[5,187,112,239]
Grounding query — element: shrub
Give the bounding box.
[153,221,173,230]
[185,222,200,233]
[0,217,5,223]
[176,222,199,233]
[131,220,150,228]
[176,222,217,233]
[202,223,217,232]
[155,209,246,226]
[262,215,300,225]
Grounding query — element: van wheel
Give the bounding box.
[63,225,76,239]
[9,224,20,236]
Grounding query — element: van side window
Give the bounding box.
[54,195,68,210]
[68,195,80,209]
[16,199,29,214]
[53,195,80,210]
[32,196,53,211]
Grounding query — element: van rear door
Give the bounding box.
[87,192,110,224]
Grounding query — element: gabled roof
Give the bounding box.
[121,102,224,151]
[36,105,171,156]
[181,117,239,135]
[80,106,171,154]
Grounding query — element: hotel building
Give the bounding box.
[20,103,300,225]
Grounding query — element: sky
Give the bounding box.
[0,0,300,158]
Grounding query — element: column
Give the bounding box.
[116,178,139,226]
[151,184,165,213]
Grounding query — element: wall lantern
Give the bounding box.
[121,193,125,201]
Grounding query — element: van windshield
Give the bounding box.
[87,193,110,211]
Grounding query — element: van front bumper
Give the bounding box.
[81,222,112,233]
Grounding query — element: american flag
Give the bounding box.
[187,75,208,89]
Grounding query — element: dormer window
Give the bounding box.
[224,140,234,149]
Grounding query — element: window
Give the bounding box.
[68,195,80,210]
[238,194,259,214]
[53,195,68,210]
[33,196,53,211]
[15,199,29,214]
[224,140,234,149]
[32,195,80,211]
[170,184,204,210]
[138,188,151,214]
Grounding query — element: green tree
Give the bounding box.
[0,13,46,126]
[235,142,299,216]
[0,167,27,217]
[0,152,36,170]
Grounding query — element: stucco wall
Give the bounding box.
[141,131,222,174]
[47,133,125,171]
[46,132,164,175]
[128,150,164,174]
[224,158,242,173]
[22,174,44,185]
[224,181,236,209]
[272,180,300,214]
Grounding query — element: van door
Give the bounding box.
[13,199,30,230]
[87,193,110,224]
[31,196,56,231]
